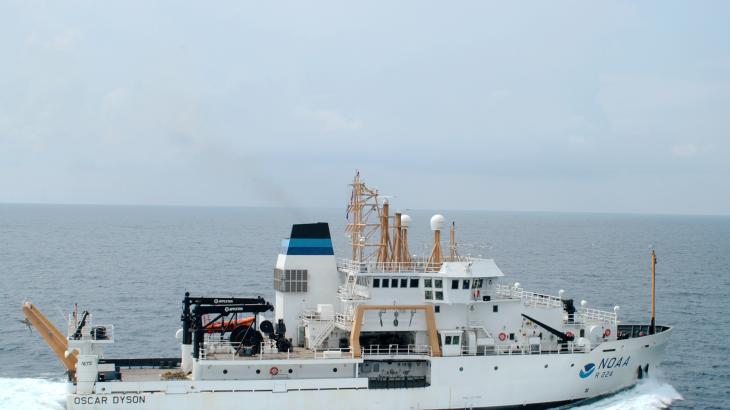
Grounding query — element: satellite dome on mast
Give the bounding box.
[401,214,411,227]
[430,214,445,231]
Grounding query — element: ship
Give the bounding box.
[23,172,671,409]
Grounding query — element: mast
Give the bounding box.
[392,212,402,263]
[449,221,458,261]
[377,201,390,263]
[427,214,444,270]
[345,171,383,263]
[650,249,657,334]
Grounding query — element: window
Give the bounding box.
[509,333,515,341]
[410,278,419,288]
[462,280,470,289]
[273,268,308,293]
[382,279,390,288]
[493,305,498,313]
[434,279,443,289]
[435,291,444,301]
[425,290,433,300]
[424,278,432,288]
[400,278,408,288]
[373,278,380,288]
[434,305,440,313]
[445,336,452,345]
[473,278,484,289]
[391,278,399,288]
[580,329,585,337]
[452,336,460,345]
[451,280,459,289]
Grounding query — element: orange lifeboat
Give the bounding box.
[205,316,255,334]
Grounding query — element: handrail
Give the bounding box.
[361,344,432,357]
[338,257,472,274]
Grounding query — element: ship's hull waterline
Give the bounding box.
[68,329,669,409]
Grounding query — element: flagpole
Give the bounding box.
[650,249,656,335]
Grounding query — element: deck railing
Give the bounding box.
[361,344,432,357]
[338,257,471,275]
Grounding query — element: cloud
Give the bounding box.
[296,108,364,132]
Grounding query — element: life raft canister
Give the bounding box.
[498,332,508,341]
[269,367,279,376]
[565,331,574,339]
[603,328,611,338]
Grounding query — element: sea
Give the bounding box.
[1,204,728,409]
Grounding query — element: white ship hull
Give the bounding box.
[68,329,669,409]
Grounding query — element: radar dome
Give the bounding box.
[430,214,445,231]
[401,214,411,228]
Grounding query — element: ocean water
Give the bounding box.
[1,204,728,409]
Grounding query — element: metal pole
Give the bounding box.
[650,250,656,335]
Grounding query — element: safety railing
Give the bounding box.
[201,341,355,361]
[575,307,618,324]
[459,342,587,356]
[495,284,563,309]
[338,257,472,275]
[361,344,433,357]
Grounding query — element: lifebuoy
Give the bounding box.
[603,329,611,338]
[269,367,279,376]
[565,331,574,339]
[498,332,507,341]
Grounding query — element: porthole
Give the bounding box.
[571,363,575,367]
[459,367,463,372]
[494,366,498,371]
[256,369,261,374]
[223,369,228,374]
[333,368,338,372]
[544,364,548,368]
[288,369,293,374]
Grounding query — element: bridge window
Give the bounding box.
[400,278,408,288]
[434,279,443,289]
[425,290,433,300]
[373,278,380,288]
[462,280,470,289]
[391,278,399,288]
[424,278,433,288]
[382,279,390,288]
[410,278,419,288]
[435,291,444,301]
[451,280,459,289]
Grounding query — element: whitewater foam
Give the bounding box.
[0,377,66,410]
[567,378,683,410]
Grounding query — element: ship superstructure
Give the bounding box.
[24,173,671,409]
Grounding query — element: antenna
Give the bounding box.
[427,214,445,270]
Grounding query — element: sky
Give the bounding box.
[1,1,729,215]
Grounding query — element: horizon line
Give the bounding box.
[1,201,728,218]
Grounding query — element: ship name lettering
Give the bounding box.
[598,356,630,370]
[113,395,146,404]
[74,396,108,405]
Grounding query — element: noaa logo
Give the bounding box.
[579,363,596,378]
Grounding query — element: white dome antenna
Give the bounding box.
[430,214,445,231]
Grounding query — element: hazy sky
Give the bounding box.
[1,1,729,215]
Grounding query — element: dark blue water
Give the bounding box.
[1,204,728,409]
